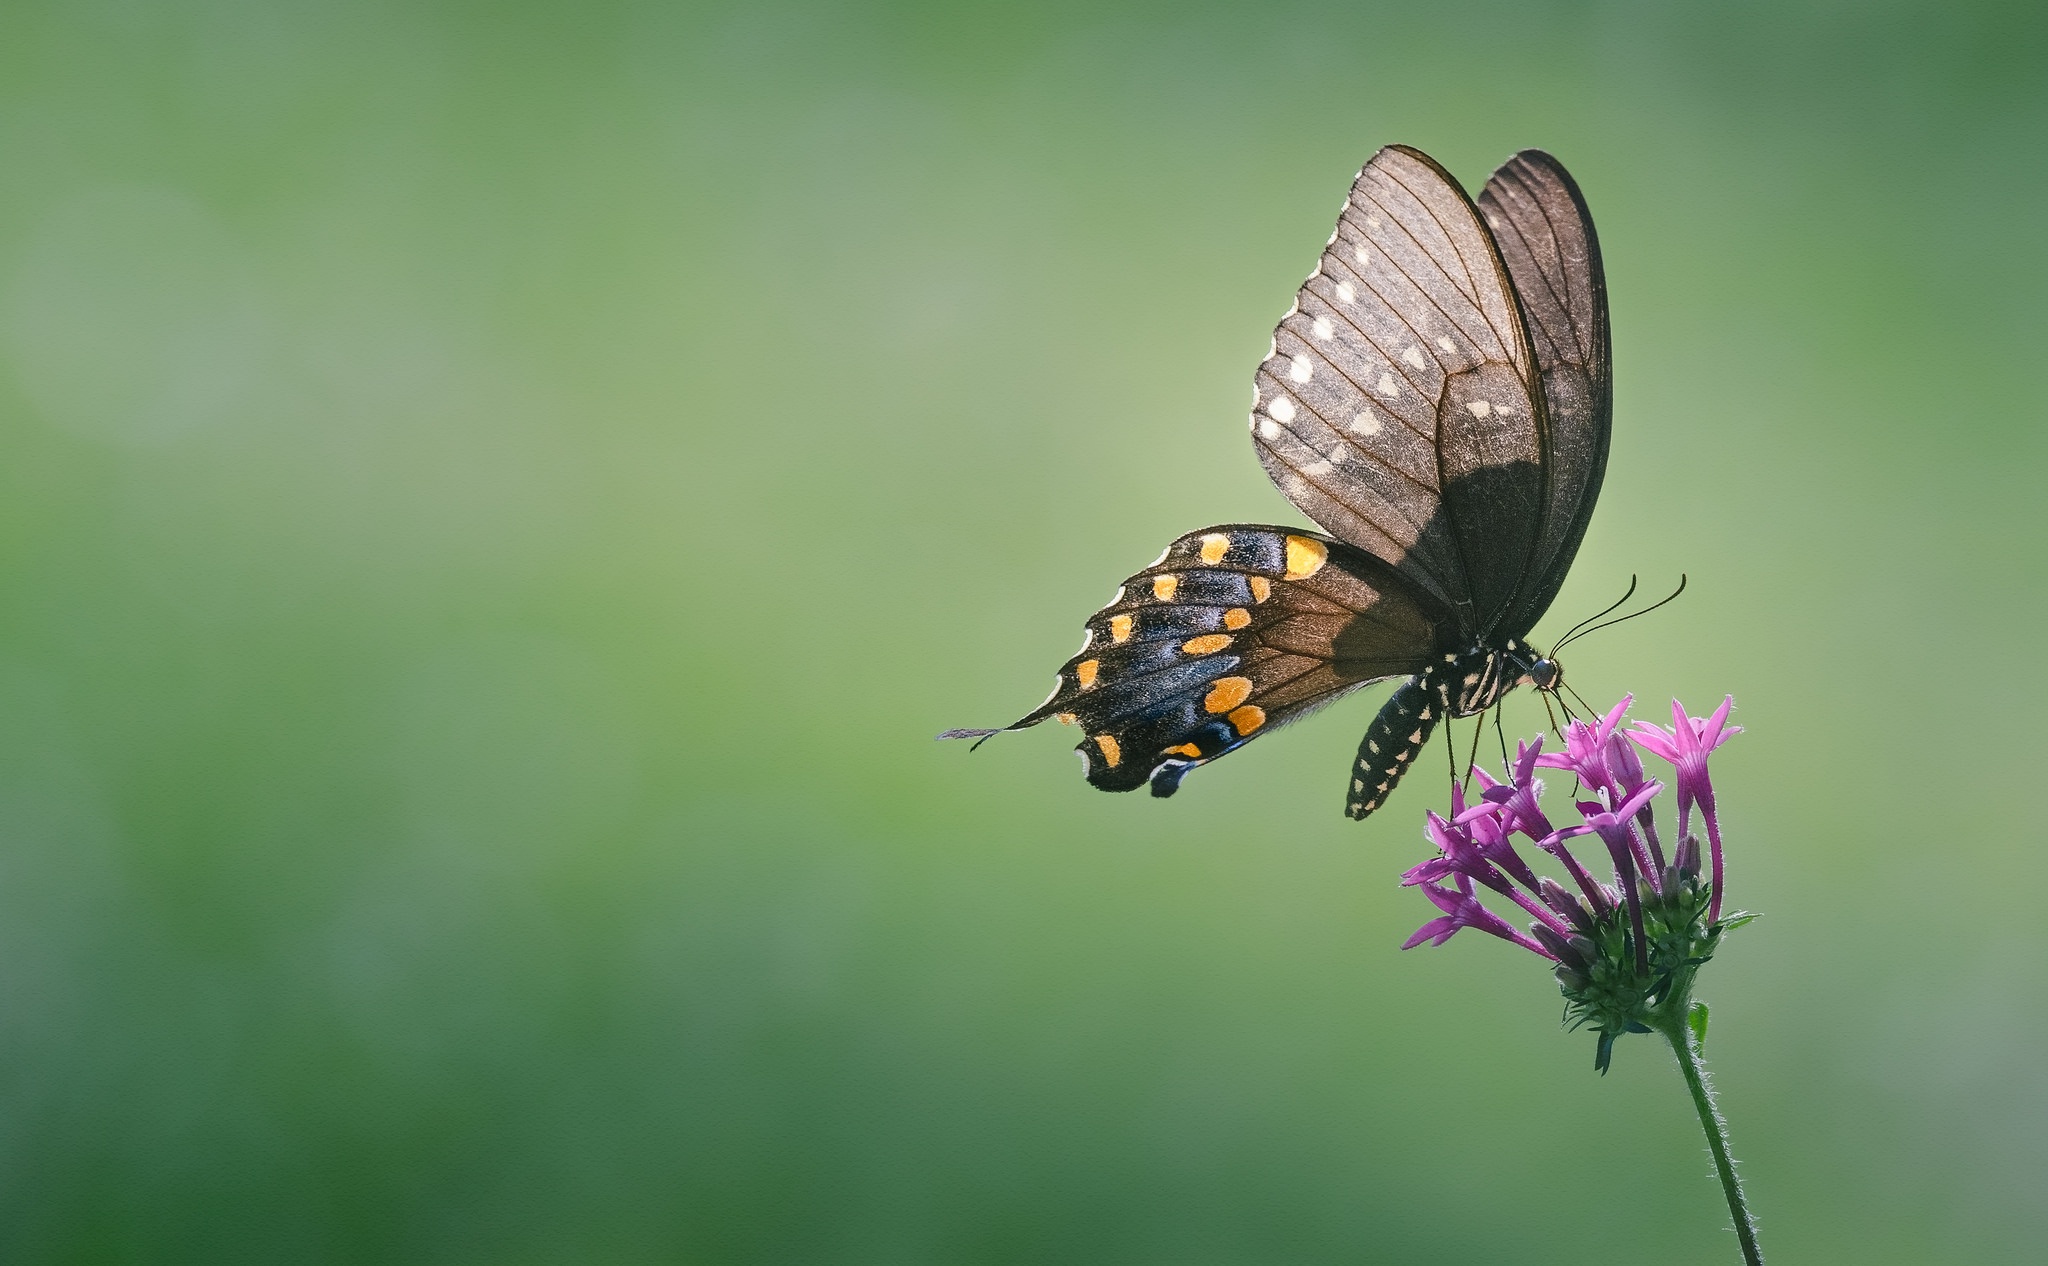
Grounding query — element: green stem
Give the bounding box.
[1660,1012,1765,1265]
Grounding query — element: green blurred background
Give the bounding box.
[0,1,2041,1261]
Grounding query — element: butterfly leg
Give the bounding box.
[1563,680,1600,720]
[1462,711,1485,793]
[1493,704,1511,772]
[1536,692,1586,797]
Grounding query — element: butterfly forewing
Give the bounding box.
[1476,150,1613,635]
[1252,145,1550,640]
[1003,526,1445,795]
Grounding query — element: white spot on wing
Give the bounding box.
[1335,281,1356,304]
[1288,355,1312,384]
[1311,316,1334,341]
[1352,243,1371,267]
[1350,410,1382,436]
[1257,418,1280,439]
[1377,374,1399,396]
[1402,345,1428,370]
[1466,401,1491,419]
[1366,215,1382,229]
[1436,336,1455,353]
[1270,396,1297,424]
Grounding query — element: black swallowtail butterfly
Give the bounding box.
[945,145,1611,821]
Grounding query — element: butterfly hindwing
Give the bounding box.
[1251,144,1551,640]
[1001,525,1446,796]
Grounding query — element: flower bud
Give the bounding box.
[1554,967,1589,992]
[1530,922,1585,968]
[1538,877,1593,931]
[1585,880,1616,917]
[1565,935,1598,964]
[1674,833,1702,881]
[1604,729,1646,793]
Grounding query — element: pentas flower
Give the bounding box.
[1476,744,1610,915]
[1630,696,1740,922]
[1401,696,1751,1073]
[1400,872,1555,958]
[1533,693,1634,799]
[1403,798,1571,943]
[1395,694,1765,1265]
[1569,780,1663,974]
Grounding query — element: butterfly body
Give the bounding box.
[1347,639,1552,818]
[950,145,1610,821]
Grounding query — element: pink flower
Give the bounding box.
[1401,872,1556,958]
[1630,697,1740,921]
[1533,693,1634,797]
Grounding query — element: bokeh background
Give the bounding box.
[0,1,2041,1261]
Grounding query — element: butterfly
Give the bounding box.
[944,145,1611,820]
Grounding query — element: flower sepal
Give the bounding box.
[1557,869,1747,1072]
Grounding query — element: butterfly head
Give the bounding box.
[1497,638,1562,696]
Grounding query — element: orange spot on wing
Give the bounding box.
[1094,734,1121,767]
[1076,659,1099,689]
[1198,533,1230,564]
[1248,576,1272,603]
[1181,634,1233,655]
[1283,535,1328,580]
[1165,742,1203,758]
[1109,613,1133,643]
[1204,677,1253,714]
[1223,607,1251,630]
[1152,574,1179,601]
[1227,704,1266,735]
[1056,712,1077,726]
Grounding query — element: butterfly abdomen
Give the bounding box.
[1344,643,1535,820]
[1345,672,1444,820]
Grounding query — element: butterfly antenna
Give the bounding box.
[1549,576,1638,654]
[1553,574,1688,654]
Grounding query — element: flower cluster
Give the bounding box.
[1402,695,1747,1070]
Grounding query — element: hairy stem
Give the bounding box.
[1661,1013,1764,1265]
